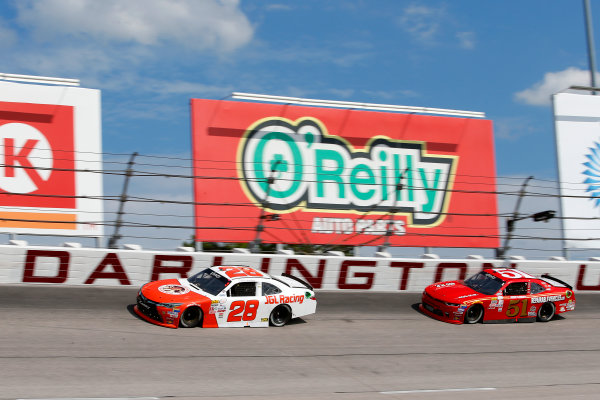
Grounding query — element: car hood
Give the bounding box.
[140,279,210,304]
[425,280,482,303]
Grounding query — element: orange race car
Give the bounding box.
[135,265,317,328]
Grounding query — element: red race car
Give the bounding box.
[420,268,575,324]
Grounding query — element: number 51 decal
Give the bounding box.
[506,299,529,317]
[227,300,259,322]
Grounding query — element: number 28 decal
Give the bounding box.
[219,266,264,278]
[227,300,259,322]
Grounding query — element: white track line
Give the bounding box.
[19,398,159,400]
[381,387,496,394]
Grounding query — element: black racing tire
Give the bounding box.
[537,302,555,322]
[269,305,292,327]
[464,304,484,324]
[179,306,202,328]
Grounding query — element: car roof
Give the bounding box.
[209,265,271,280]
[482,268,536,281]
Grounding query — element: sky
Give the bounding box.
[0,0,598,259]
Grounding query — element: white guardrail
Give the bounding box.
[0,242,599,292]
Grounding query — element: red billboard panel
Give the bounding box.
[0,101,75,209]
[191,99,499,248]
[0,80,103,236]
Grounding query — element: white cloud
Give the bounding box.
[363,89,420,101]
[15,0,254,53]
[265,4,293,12]
[327,88,355,99]
[493,116,539,141]
[398,4,443,43]
[16,45,117,78]
[143,79,234,97]
[456,31,475,50]
[515,67,596,106]
[397,5,474,50]
[0,18,17,48]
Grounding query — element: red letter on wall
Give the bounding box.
[338,260,376,290]
[285,259,326,289]
[151,255,193,281]
[85,253,131,285]
[390,261,424,290]
[434,262,468,283]
[576,264,600,291]
[22,250,70,283]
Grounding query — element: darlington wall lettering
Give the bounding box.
[2,245,599,292]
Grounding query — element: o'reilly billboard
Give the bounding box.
[191,99,498,248]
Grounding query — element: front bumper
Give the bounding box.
[420,292,465,324]
[135,293,180,329]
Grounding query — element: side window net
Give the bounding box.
[262,282,282,296]
[504,282,528,296]
[531,282,546,294]
[230,282,256,297]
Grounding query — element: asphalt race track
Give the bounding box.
[1,285,599,400]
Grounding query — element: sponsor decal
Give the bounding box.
[457,293,477,299]
[265,294,305,305]
[158,284,190,295]
[0,102,76,210]
[531,295,565,304]
[488,297,504,310]
[583,141,600,209]
[311,217,406,236]
[209,303,227,314]
[239,117,456,225]
[566,290,573,298]
[261,318,268,322]
[435,282,456,289]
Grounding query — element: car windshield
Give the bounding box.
[464,271,505,295]
[187,268,231,295]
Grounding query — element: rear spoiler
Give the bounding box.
[541,274,573,290]
[281,273,314,291]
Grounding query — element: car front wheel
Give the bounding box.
[537,302,555,322]
[269,305,291,327]
[464,304,484,324]
[179,306,202,328]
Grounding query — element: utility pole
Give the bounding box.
[108,152,137,249]
[496,176,533,259]
[249,159,281,253]
[584,0,598,92]
[378,177,405,253]
[496,176,556,259]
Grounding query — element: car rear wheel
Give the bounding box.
[464,304,484,324]
[179,306,202,328]
[537,302,555,322]
[269,305,291,327]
